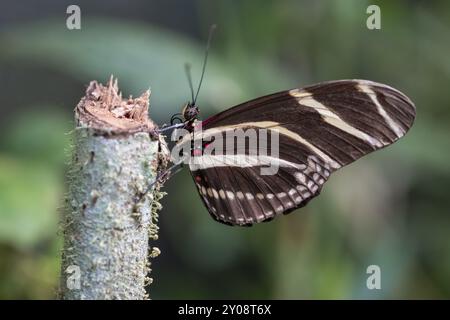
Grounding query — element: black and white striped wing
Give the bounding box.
[191,156,330,226]
[188,79,416,226]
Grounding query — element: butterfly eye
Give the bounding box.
[181,104,189,119]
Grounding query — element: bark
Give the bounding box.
[59,78,168,300]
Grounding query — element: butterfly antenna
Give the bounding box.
[193,24,217,105]
[184,63,195,103]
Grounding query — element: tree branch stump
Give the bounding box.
[59,78,168,300]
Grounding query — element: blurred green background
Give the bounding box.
[0,0,449,299]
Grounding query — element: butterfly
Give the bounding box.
[162,78,416,227]
[157,27,416,227]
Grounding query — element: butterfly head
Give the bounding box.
[182,102,200,123]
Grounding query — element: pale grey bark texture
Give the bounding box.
[59,79,167,300]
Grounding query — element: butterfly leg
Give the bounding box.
[156,161,184,183]
[135,160,185,204]
[157,122,185,134]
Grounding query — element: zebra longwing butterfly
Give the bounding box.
[168,79,416,226]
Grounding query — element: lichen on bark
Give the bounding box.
[59,77,168,300]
